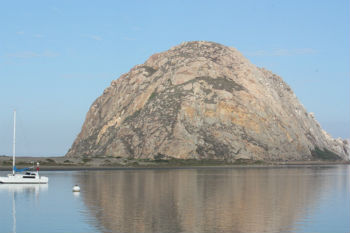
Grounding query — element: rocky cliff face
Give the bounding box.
[66,41,349,161]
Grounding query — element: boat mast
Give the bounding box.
[12,110,16,175]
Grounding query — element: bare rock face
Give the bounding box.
[66,41,349,161]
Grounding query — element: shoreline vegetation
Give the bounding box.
[0,155,349,171]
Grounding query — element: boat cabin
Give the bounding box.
[23,172,37,178]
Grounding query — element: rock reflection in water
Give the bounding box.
[77,167,335,233]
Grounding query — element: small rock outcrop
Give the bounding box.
[66,41,349,161]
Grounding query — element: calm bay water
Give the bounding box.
[0,165,349,233]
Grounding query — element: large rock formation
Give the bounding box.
[66,41,349,161]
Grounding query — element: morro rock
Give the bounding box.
[66,41,349,161]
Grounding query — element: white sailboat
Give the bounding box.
[0,110,48,184]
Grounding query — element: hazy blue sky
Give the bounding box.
[0,0,349,156]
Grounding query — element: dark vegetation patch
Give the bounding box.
[179,76,246,93]
[46,158,56,163]
[168,158,226,165]
[2,160,12,166]
[146,157,265,166]
[16,161,33,166]
[233,159,264,165]
[198,76,245,92]
[143,66,157,77]
[154,158,228,166]
[148,91,158,101]
[154,153,166,161]
[123,109,141,123]
[311,147,341,161]
[36,159,57,166]
[155,158,265,166]
[130,161,139,166]
[152,152,232,165]
[82,157,92,163]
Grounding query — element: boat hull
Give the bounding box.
[0,174,48,184]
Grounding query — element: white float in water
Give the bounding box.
[72,185,80,192]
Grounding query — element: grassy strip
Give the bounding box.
[134,158,265,167]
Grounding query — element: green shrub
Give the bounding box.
[123,109,141,122]
[143,66,157,76]
[82,158,92,163]
[131,161,139,166]
[2,160,12,165]
[46,158,56,163]
[154,153,165,161]
[149,91,157,101]
[311,147,341,160]
[16,161,31,165]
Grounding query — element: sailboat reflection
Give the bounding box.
[0,184,48,233]
[0,183,48,193]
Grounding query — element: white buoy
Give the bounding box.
[72,185,80,192]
